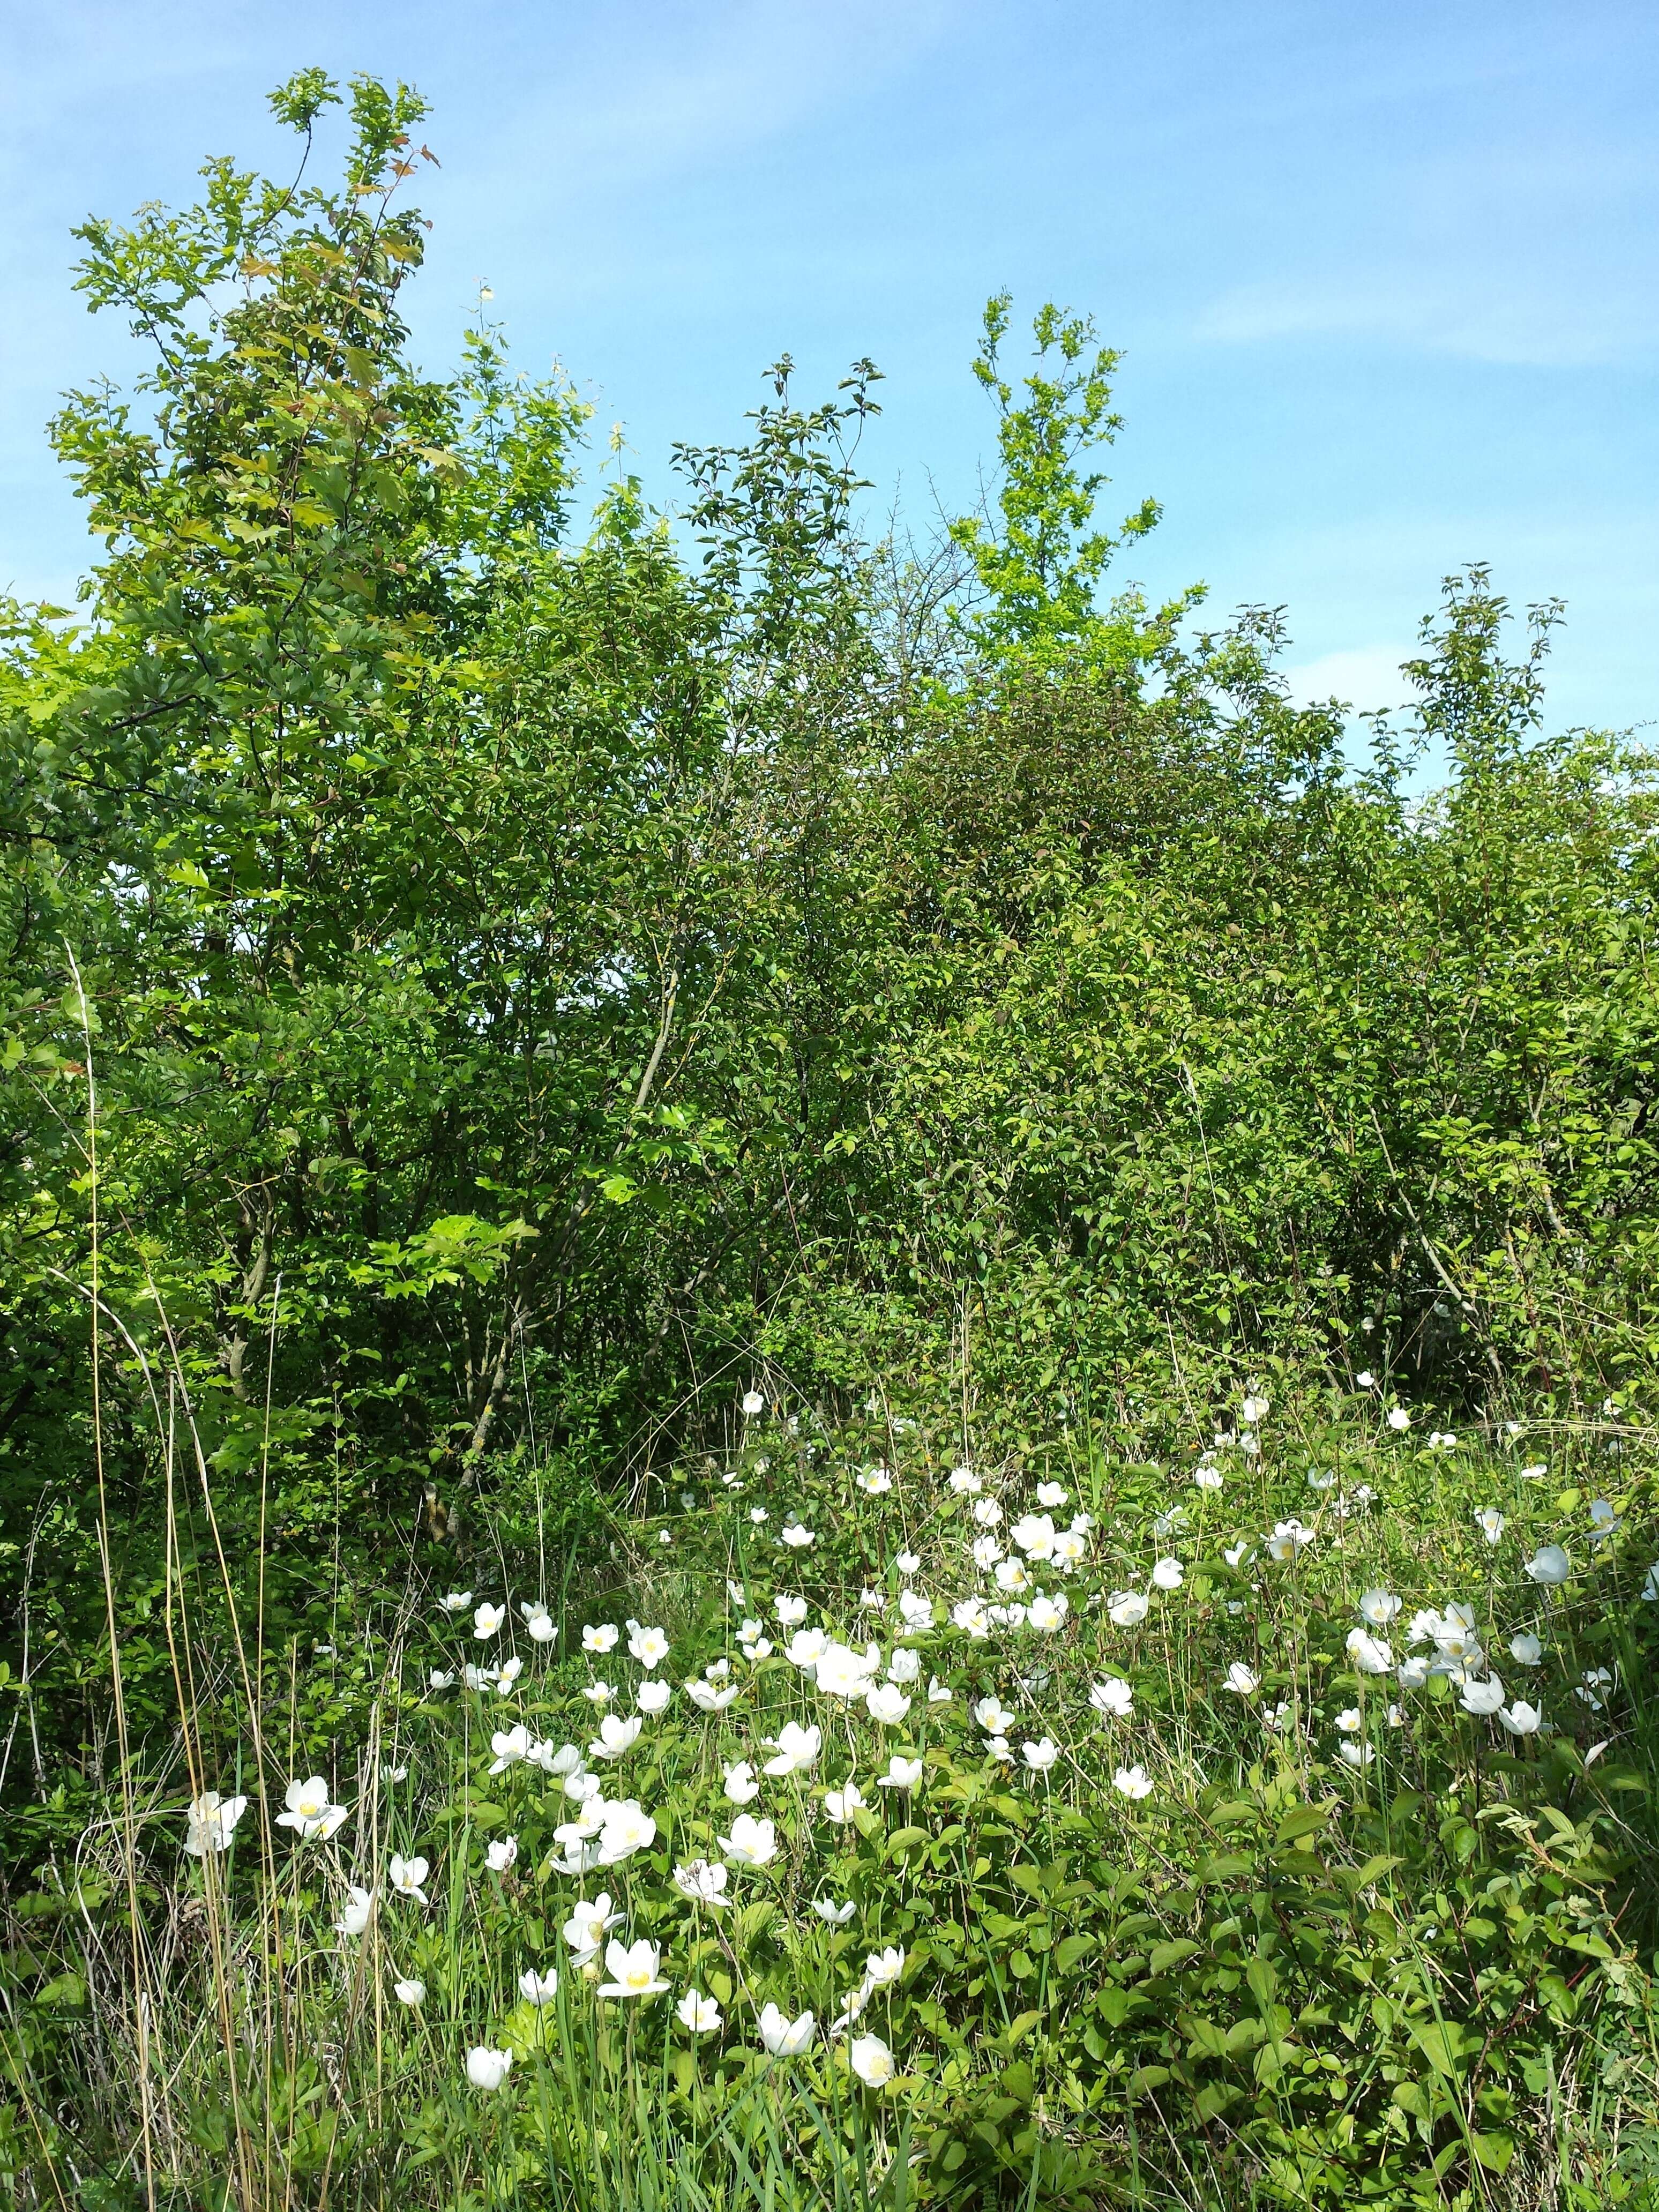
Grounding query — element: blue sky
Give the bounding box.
[3,0,1655,735]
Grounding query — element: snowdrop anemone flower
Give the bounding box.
[824,1780,866,1821]
[673,1857,732,1908]
[948,1467,982,1493]
[813,1897,857,1924]
[485,1835,519,1874]
[428,1669,456,1691]
[994,1559,1030,1595]
[972,1497,1003,1527]
[1223,1662,1260,1696]
[596,1802,657,1866]
[1508,1632,1543,1665]
[388,1854,429,1904]
[519,1967,560,2005]
[780,1521,815,1550]
[863,1945,906,1989]
[588,1714,642,1762]
[887,1646,922,1685]
[896,1591,934,1631]
[741,1389,765,1416]
[813,1641,880,1699]
[1036,1481,1068,1508]
[1397,1654,1431,1690]
[183,1791,249,1857]
[762,1721,823,1777]
[472,1602,506,1639]
[720,1814,778,1869]
[394,1978,425,2006]
[1460,1675,1506,1716]
[1112,1765,1154,1801]
[1240,1392,1269,1425]
[1266,1521,1313,1563]
[1500,1701,1543,1736]
[334,1886,373,1937]
[1589,1498,1619,1540]
[1338,1740,1375,1769]
[1090,1677,1134,1719]
[627,1625,670,1669]
[1152,1557,1183,1591]
[1108,1590,1150,1628]
[563,1894,624,1961]
[985,1733,1012,1762]
[1022,1738,1058,1773]
[1355,1370,1376,1390]
[685,1677,741,1712]
[927,1676,953,1703]
[466,2046,513,2091]
[439,1589,474,1614]
[857,1467,893,1494]
[1519,1463,1548,1482]
[1194,1464,1224,1491]
[1011,1513,1057,1560]
[723,1761,761,1805]
[1359,1589,1402,1628]
[974,1695,1014,1733]
[276,1777,348,1841]
[582,1623,619,1654]
[1335,1708,1362,1733]
[1346,1630,1393,1676]
[637,1680,672,1716]
[970,1534,1004,1571]
[758,2004,816,2056]
[774,1594,809,1627]
[1387,1407,1411,1432]
[878,1754,924,1790]
[750,1508,769,1525]
[521,1600,557,1644]
[1222,1543,1253,1570]
[1028,1592,1070,1632]
[678,1989,722,2034]
[488,1725,534,1775]
[599,1938,669,1999]
[849,2033,896,2087]
[1306,1470,1337,1492]
[463,1664,499,1693]
[1642,1562,1659,1602]
[1577,1667,1614,1712]
[952,1597,991,1637]
[495,1655,525,1693]
[865,1683,911,1725]
[1475,1508,1506,1546]
[1526,1545,1572,1587]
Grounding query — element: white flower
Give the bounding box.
[1359,1589,1401,1627]
[763,1721,823,1777]
[519,1966,560,2005]
[1022,1738,1058,1772]
[388,1853,429,1904]
[1262,1702,1294,1732]
[1108,1590,1149,1627]
[974,1695,1014,1733]
[1642,1562,1659,1602]
[858,1587,886,1613]
[720,1814,778,1869]
[970,1534,1004,1571]
[678,1988,722,2034]
[723,1761,761,1805]
[1460,1675,1506,1716]
[750,1508,769,1525]
[849,2032,895,2087]
[596,1800,657,1865]
[1508,1632,1543,1665]
[626,1625,670,1670]
[583,1623,619,1654]
[1011,1513,1057,1560]
[758,2004,815,2056]
[589,1714,642,1762]
[1151,1557,1183,1591]
[813,1897,856,1924]
[334,1885,373,1937]
[866,1683,911,1725]
[599,1937,669,1998]
[1500,1701,1543,1736]
[887,1645,922,1684]
[1346,1629,1392,1676]
[1335,1707,1362,1733]
[1519,1462,1547,1481]
[1387,1408,1411,1432]
[1589,1498,1619,1538]
[948,1467,982,1493]
[1050,1528,1089,1568]
[1576,1667,1614,1712]
[1035,1481,1068,1507]
[439,1589,474,1614]
[774,1595,808,1627]
[1397,1654,1431,1689]
[1240,1393,1269,1424]
[522,1602,557,1644]
[780,1522,815,1550]
[897,1590,935,1629]
[972,1498,1003,1527]
[1112,1765,1153,1800]
[994,1558,1030,1595]
[685,1677,740,1712]
[563,1893,624,1959]
[1525,1545,1572,1586]
[928,1676,953,1703]
[463,1663,499,1693]
[858,1468,893,1494]
[1025,1591,1067,1632]
[428,1669,455,1691]
[672,1857,732,1908]
[488,1724,534,1775]
[638,1680,672,1715]
[473,1602,506,1639]
[275,1776,348,1841]
[1355,1370,1376,1389]
[985,1733,1012,1761]
[862,1944,906,1988]
[742,1389,765,1416]
[1266,1521,1312,1562]
[824,1780,866,1821]
[485,1835,519,1873]
[896,1550,922,1576]
[1222,1662,1260,1695]
[1338,1740,1375,1768]
[1194,1466,1224,1491]
[466,2046,513,2091]
[495,1655,525,1693]
[1089,1677,1133,1719]
[1475,1508,1506,1546]
[1306,1469,1337,1492]
[1222,1542,1252,1570]
[952,1597,991,1637]
[811,1641,878,1699]
[563,1767,600,1802]
[394,1978,425,2006]
[183,1791,249,1857]
[878,1754,923,1790]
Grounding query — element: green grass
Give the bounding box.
[5,1392,1658,2210]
